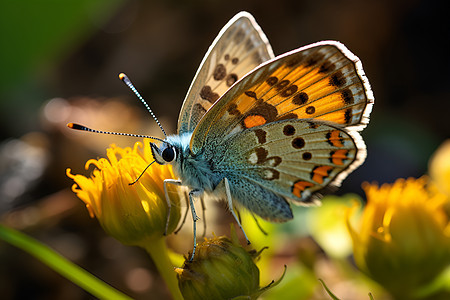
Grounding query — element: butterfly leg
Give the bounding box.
[188,189,202,261]
[174,191,190,234]
[200,196,207,237]
[163,179,182,235]
[224,177,250,245]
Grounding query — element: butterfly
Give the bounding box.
[70,11,373,261]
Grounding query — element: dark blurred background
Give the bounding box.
[0,0,449,299]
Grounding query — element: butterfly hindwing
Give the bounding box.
[177,12,274,134]
[225,175,293,222]
[190,41,373,154]
[212,119,364,207]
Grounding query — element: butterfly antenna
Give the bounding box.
[119,73,167,137]
[67,123,166,143]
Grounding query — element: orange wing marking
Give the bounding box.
[292,180,314,198]
[330,149,349,165]
[326,130,344,147]
[311,166,333,184]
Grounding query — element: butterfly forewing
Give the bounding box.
[177,12,275,134]
[214,119,364,202]
[190,41,373,154]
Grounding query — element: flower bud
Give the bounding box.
[176,230,283,300]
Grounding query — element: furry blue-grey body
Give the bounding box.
[160,131,293,222]
[166,132,223,192]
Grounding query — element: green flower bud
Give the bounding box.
[176,231,284,300]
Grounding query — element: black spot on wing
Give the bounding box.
[213,64,227,81]
[200,86,219,103]
[292,92,309,105]
[329,71,346,87]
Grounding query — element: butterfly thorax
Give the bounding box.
[165,133,224,192]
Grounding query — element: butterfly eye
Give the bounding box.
[162,147,176,162]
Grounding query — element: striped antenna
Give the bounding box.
[119,73,167,137]
[67,123,166,143]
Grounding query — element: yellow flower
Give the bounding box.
[347,178,450,298]
[430,139,450,198]
[175,228,285,300]
[66,139,181,247]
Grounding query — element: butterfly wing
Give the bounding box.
[214,119,365,210]
[190,41,374,154]
[177,12,275,135]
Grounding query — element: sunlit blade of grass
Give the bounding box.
[0,224,132,300]
[319,279,340,300]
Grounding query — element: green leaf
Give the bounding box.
[0,0,123,97]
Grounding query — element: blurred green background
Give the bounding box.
[0,0,448,299]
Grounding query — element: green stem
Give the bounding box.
[144,237,184,300]
[0,224,132,300]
